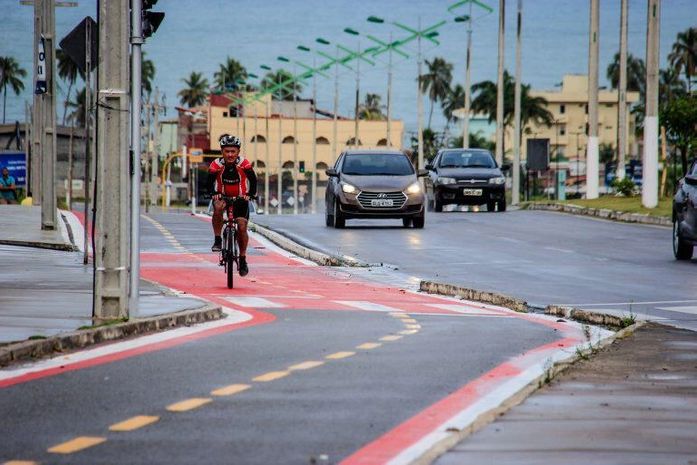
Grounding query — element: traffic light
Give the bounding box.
[142,0,165,38]
[299,161,305,173]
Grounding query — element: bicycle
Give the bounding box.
[218,195,254,289]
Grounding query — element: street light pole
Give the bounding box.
[643,0,660,208]
[513,0,523,206]
[463,6,472,149]
[417,17,425,169]
[265,97,270,214]
[495,0,505,166]
[387,33,393,146]
[587,0,600,199]
[617,0,628,181]
[292,63,298,214]
[311,55,318,213]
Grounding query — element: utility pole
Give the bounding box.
[33,0,58,230]
[643,0,660,208]
[387,33,393,147]
[417,17,425,170]
[94,0,130,321]
[462,2,473,149]
[587,0,600,199]
[617,0,628,181]
[311,56,318,213]
[513,0,523,206]
[354,42,361,149]
[265,98,270,214]
[151,89,162,207]
[292,65,298,214]
[333,46,339,159]
[277,111,283,215]
[82,18,93,265]
[143,95,151,213]
[495,0,505,166]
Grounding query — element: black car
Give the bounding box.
[325,150,427,228]
[425,148,508,212]
[673,159,697,260]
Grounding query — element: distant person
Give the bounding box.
[0,167,18,204]
[208,134,257,277]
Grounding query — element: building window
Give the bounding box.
[222,112,228,117]
[346,137,362,146]
[282,161,295,169]
[559,104,566,114]
[584,104,588,114]
[228,106,239,117]
[282,136,295,144]
[605,103,613,108]
[559,124,566,136]
[251,134,266,143]
[255,160,266,169]
[316,161,329,170]
[376,138,388,146]
[315,136,330,145]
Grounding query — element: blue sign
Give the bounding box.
[0,152,27,187]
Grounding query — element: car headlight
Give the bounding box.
[405,182,422,194]
[489,176,505,185]
[341,182,359,194]
[437,177,456,185]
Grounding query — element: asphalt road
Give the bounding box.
[252,209,697,329]
[1,211,569,464]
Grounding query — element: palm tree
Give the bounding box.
[606,52,646,96]
[56,49,84,125]
[358,93,385,120]
[142,52,156,96]
[178,71,209,107]
[668,27,696,93]
[442,83,465,129]
[0,56,27,124]
[260,69,302,101]
[214,57,247,91]
[66,87,86,127]
[419,57,453,128]
[659,68,687,105]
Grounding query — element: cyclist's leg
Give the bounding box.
[211,199,225,251]
[233,199,250,276]
[236,217,249,257]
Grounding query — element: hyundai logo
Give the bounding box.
[377,193,387,198]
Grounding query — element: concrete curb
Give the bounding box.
[413,319,646,465]
[545,304,635,329]
[0,303,224,367]
[249,221,371,267]
[524,201,671,227]
[0,239,77,252]
[419,280,529,313]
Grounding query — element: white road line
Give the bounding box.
[425,304,511,316]
[657,306,697,315]
[585,308,668,321]
[334,301,404,313]
[561,299,697,307]
[543,246,574,253]
[223,297,286,308]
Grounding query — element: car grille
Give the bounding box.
[357,191,407,209]
[456,178,489,185]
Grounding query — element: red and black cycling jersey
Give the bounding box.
[208,156,257,198]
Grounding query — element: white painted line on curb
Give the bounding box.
[334,301,405,313]
[224,297,287,308]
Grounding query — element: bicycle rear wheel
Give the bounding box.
[226,226,236,289]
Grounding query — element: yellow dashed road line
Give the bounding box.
[253,371,290,382]
[211,383,251,396]
[380,335,403,342]
[356,342,382,350]
[326,351,356,360]
[402,318,418,324]
[400,329,419,335]
[166,398,212,412]
[109,415,159,432]
[406,324,421,330]
[48,436,106,454]
[288,361,325,371]
[4,461,39,465]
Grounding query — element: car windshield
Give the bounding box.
[438,150,496,168]
[342,153,415,176]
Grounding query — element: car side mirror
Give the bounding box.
[417,169,429,177]
[326,168,339,177]
[685,175,697,186]
[425,164,434,171]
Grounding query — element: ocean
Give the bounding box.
[1,0,695,138]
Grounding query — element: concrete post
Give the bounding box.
[642,0,660,208]
[264,99,270,214]
[333,46,339,159]
[387,33,393,147]
[495,0,505,166]
[354,42,361,150]
[587,0,600,199]
[292,65,298,215]
[311,55,317,213]
[462,3,473,149]
[83,20,93,265]
[617,0,628,180]
[417,19,424,169]
[513,0,523,206]
[277,111,282,215]
[94,0,130,321]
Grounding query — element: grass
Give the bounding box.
[77,318,129,330]
[555,196,672,218]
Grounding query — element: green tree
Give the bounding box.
[661,94,697,174]
[659,68,687,105]
[419,57,453,128]
[67,87,86,127]
[606,52,646,96]
[668,27,696,93]
[214,57,247,91]
[599,142,615,165]
[142,52,156,96]
[448,132,495,152]
[442,83,465,129]
[260,69,302,101]
[358,93,385,120]
[178,71,209,107]
[410,128,442,162]
[57,49,84,125]
[0,56,27,124]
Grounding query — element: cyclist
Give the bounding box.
[209,134,257,277]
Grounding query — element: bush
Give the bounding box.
[612,177,636,196]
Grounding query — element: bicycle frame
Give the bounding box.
[219,196,239,289]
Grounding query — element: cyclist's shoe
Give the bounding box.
[239,257,249,277]
[211,236,222,252]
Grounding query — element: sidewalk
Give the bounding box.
[0,205,219,348]
[432,322,697,465]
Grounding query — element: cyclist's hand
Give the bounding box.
[242,195,250,201]
[212,194,222,201]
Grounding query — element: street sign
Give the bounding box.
[59,16,98,74]
[527,138,550,171]
[35,36,47,94]
[0,152,27,186]
[188,155,204,163]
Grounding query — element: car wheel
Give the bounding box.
[334,201,346,229]
[412,213,425,229]
[673,218,694,260]
[487,201,497,212]
[497,198,507,212]
[434,196,443,212]
[402,217,412,228]
[325,198,335,227]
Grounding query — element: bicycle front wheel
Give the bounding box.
[226,227,236,289]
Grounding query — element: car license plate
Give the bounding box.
[463,188,483,196]
[371,199,394,207]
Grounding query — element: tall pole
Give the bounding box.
[495,0,505,166]
[265,98,270,214]
[617,0,628,181]
[643,0,660,208]
[512,0,523,206]
[292,65,298,214]
[417,17,424,169]
[354,42,361,149]
[129,0,143,315]
[82,20,92,265]
[333,46,339,157]
[31,3,41,206]
[311,55,318,213]
[277,108,283,215]
[387,33,393,146]
[152,89,161,208]
[95,0,130,320]
[586,0,600,199]
[462,2,473,149]
[253,99,258,168]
